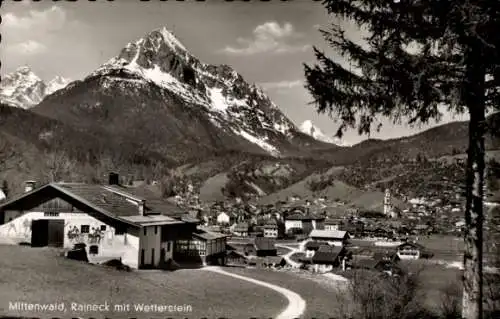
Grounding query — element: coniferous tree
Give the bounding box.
[304,1,500,318]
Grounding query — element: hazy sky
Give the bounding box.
[1,0,467,145]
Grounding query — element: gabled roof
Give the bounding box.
[312,245,344,264]
[309,229,349,240]
[0,182,188,228]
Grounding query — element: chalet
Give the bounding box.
[396,241,430,260]
[0,174,207,270]
[311,245,347,273]
[244,237,277,257]
[324,218,342,231]
[284,211,325,234]
[308,229,350,247]
[232,222,249,237]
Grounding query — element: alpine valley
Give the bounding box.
[1,27,499,204]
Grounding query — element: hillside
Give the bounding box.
[32,27,326,163]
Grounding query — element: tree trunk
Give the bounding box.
[462,43,486,319]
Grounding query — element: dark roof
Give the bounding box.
[193,230,228,241]
[305,241,328,250]
[398,241,426,250]
[353,258,381,269]
[226,250,247,259]
[106,185,184,217]
[56,184,140,217]
[254,237,276,251]
[312,245,344,264]
[285,213,325,221]
[324,218,342,225]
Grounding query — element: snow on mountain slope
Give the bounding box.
[46,76,71,95]
[89,26,299,156]
[0,66,70,109]
[300,120,351,146]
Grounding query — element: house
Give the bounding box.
[284,211,325,234]
[174,230,228,266]
[397,241,430,260]
[232,222,249,237]
[216,212,230,225]
[308,229,350,247]
[263,219,284,238]
[244,237,277,257]
[324,218,342,231]
[352,257,400,275]
[225,250,247,267]
[0,174,207,270]
[311,245,347,273]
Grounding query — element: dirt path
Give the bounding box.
[204,266,306,319]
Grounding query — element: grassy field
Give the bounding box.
[225,267,348,319]
[0,245,286,319]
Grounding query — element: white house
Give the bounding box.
[0,175,209,269]
[216,212,230,225]
[396,242,425,260]
[308,229,350,247]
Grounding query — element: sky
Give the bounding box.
[1,0,467,145]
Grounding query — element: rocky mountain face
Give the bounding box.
[299,120,351,146]
[0,67,70,109]
[33,27,323,162]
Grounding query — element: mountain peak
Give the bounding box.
[299,120,351,146]
[16,66,35,75]
[0,67,70,109]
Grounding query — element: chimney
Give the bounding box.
[24,181,36,193]
[138,200,145,216]
[108,172,119,185]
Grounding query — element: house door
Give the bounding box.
[47,219,64,247]
[140,249,145,268]
[151,248,155,266]
[31,220,48,247]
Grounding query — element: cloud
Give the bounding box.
[7,41,47,55]
[260,80,304,90]
[2,6,70,56]
[221,22,310,55]
[3,6,67,32]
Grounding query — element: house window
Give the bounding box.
[155,226,158,235]
[151,248,155,265]
[144,227,147,236]
[44,212,59,217]
[100,225,107,231]
[81,225,90,234]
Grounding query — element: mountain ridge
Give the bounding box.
[0,66,70,109]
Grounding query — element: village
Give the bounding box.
[0,170,484,276]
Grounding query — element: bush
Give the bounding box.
[102,259,131,272]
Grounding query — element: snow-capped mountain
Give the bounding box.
[34,27,320,160]
[0,66,70,109]
[46,76,71,95]
[299,120,350,146]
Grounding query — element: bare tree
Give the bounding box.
[43,150,76,183]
